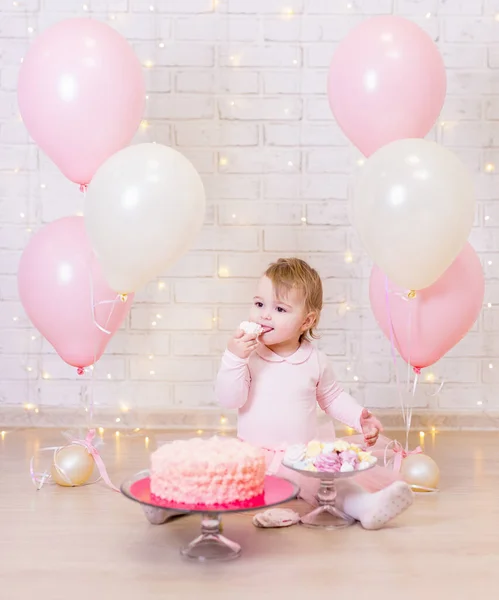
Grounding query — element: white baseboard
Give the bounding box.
[1,406,499,431]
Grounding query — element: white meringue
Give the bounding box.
[239,321,263,335]
[340,463,355,473]
[283,443,307,466]
[322,442,335,455]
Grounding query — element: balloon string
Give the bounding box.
[405,298,415,448]
[30,446,60,490]
[406,370,418,452]
[384,277,420,451]
[73,185,125,430]
[76,185,125,429]
[86,264,121,424]
[88,269,120,335]
[406,297,413,394]
[384,276,406,425]
[427,380,445,397]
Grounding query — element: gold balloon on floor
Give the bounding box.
[401,453,440,492]
[51,444,95,487]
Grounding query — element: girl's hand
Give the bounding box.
[227,329,258,360]
[360,408,383,447]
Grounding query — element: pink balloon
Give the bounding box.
[18,217,133,369]
[369,243,484,370]
[18,18,145,186]
[328,16,446,157]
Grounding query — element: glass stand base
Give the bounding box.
[180,514,241,562]
[299,478,356,530]
[300,504,355,529]
[121,472,300,560]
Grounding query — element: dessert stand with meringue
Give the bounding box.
[283,440,377,529]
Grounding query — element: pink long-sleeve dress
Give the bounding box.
[215,341,400,503]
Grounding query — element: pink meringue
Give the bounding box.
[314,452,341,472]
[339,450,359,466]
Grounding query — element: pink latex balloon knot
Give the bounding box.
[413,367,422,375]
[79,184,88,194]
[77,367,85,376]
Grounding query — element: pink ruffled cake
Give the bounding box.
[150,436,266,506]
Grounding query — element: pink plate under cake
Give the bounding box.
[150,436,266,506]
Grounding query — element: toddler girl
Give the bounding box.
[215,258,413,530]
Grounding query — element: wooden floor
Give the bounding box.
[1,428,497,599]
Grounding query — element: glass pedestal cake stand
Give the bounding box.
[286,462,376,529]
[121,470,299,561]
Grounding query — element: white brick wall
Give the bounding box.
[1,0,498,418]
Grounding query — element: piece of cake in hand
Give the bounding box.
[150,436,266,507]
[239,321,263,336]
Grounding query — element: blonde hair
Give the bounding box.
[264,257,323,342]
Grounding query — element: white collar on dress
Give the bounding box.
[255,340,314,365]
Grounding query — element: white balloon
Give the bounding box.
[351,139,475,290]
[85,143,205,293]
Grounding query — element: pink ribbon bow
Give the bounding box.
[384,440,423,473]
[30,429,120,492]
[71,429,120,492]
[384,440,422,473]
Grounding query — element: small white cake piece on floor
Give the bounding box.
[252,508,300,528]
[239,321,263,335]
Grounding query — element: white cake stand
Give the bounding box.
[285,462,377,529]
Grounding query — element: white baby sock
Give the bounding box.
[336,480,414,530]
